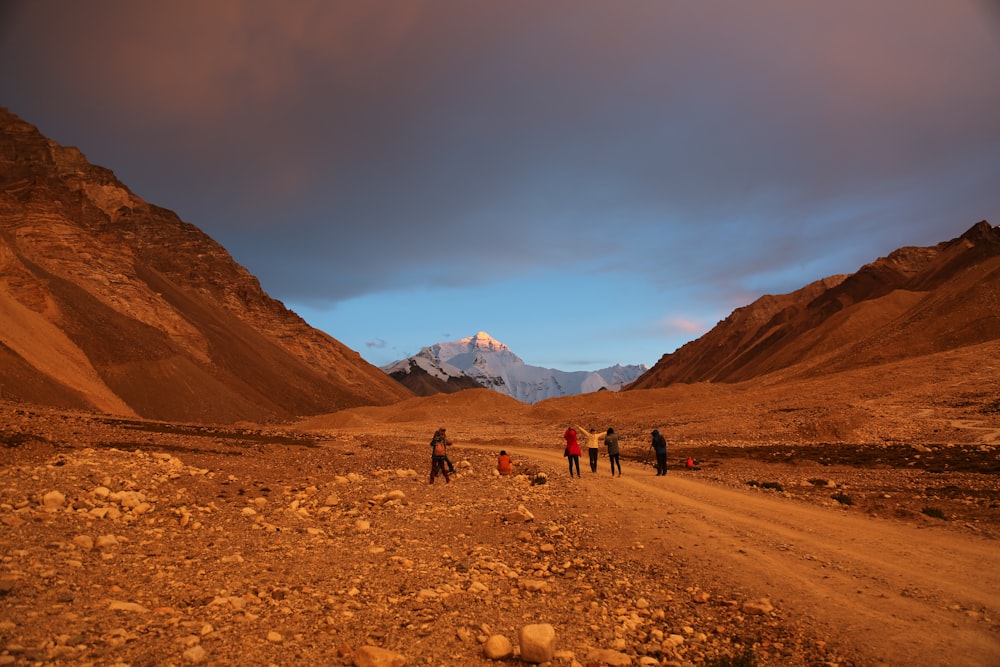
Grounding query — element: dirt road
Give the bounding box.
[523,446,1000,667]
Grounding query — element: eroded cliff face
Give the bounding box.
[630,221,1000,390]
[0,108,411,422]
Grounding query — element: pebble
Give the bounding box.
[482,634,513,659]
[352,645,407,667]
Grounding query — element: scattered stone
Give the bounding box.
[742,598,774,615]
[95,534,119,549]
[585,648,633,666]
[352,645,407,667]
[508,505,535,522]
[519,623,556,664]
[183,644,207,663]
[108,601,149,613]
[72,534,94,550]
[42,490,65,511]
[482,634,513,659]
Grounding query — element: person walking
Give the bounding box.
[605,427,622,476]
[563,426,582,478]
[575,424,605,473]
[650,429,668,476]
[429,428,451,484]
[439,427,456,473]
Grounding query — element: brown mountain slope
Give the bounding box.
[386,360,484,397]
[630,221,1000,389]
[0,108,411,423]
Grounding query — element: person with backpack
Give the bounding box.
[650,429,668,476]
[604,427,622,476]
[575,424,606,473]
[562,426,582,478]
[429,428,452,484]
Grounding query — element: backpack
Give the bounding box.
[432,437,447,457]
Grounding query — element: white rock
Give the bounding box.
[42,490,66,511]
[72,535,94,551]
[742,598,774,615]
[520,579,552,593]
[132,502,153,515]
[519,623,556,664]
[183,645,207,663]
[95,534,119,549]
[352,645,407,667]
[508,505,534,522]
[108,600,148,613]
[585,648,633,666]
[482,634,513,659]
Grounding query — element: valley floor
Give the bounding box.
[1,404,998,666]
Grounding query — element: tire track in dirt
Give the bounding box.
[518,445,1000,667]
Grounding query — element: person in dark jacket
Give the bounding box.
[650,429,668,476]
[605,427,621,476]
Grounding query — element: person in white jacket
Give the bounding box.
[576,425,605,473]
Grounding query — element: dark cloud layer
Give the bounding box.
[2,1,999,365]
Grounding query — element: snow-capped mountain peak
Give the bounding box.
[464,331,509,351]
[382,331,648,404]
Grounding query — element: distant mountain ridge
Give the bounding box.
[0,108,412,423]
[383,331,648,403]
[629,221,1000,390]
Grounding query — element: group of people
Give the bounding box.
[429,424,682,483]
[562,424,623,477]
[564,425,671,477]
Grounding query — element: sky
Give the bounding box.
[2,1,999,371]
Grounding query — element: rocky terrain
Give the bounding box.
[2,392,997,667]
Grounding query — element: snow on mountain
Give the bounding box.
[381,331,648,404]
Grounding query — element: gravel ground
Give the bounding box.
[2,403,997,666]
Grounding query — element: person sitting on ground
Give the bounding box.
[497,450,513,476]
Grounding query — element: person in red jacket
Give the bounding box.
[563,426,582,478]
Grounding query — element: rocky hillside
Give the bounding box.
[0,109,412,423]
[630,221,1000,389]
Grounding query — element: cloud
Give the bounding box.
[2,0,998,366]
